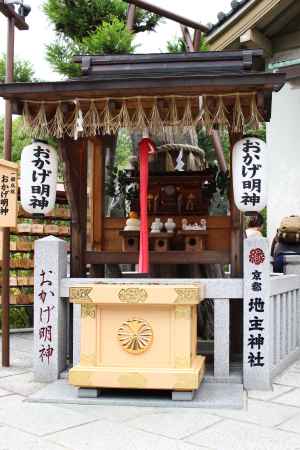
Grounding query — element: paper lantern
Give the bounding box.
[20,140,58,215]
[232,137,267,212]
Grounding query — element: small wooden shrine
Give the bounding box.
[0,50,284,277]
[0,50,284,394]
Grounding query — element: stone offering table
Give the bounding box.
[69,283,205,398]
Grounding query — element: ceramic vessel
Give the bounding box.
[165,218,176,233]
[151,218,163,233]
[124,212,140,231]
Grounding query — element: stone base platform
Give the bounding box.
[28,378,244,409]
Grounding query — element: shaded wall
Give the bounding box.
[267,80,300,243]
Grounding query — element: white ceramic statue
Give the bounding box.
[165,218,176,233]
[200,218,207,231]
[151,218,164,233]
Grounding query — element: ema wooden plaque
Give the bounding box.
[0,160,18,228]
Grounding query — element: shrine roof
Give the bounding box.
[0,50,285,108]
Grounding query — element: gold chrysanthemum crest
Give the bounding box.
[117,318,153,354]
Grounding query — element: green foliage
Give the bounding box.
[81,18,135,54]
[44,0,160,77]
[261,207,267,237]
[0,307,32,329]
[246,123,266,141]
[166,37,186,53]
[43,0,160,39]
[0,54,35,83]
[166,35,208,53]
[46,39,82,78]
[0,117,32,162]
[198,129,230,166]
[115,129,133,169]
[46,19,135,78]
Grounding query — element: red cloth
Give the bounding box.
[138,138,156,274]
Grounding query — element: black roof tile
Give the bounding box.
[207,0,251,35]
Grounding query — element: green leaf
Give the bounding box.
[0,54,35,83]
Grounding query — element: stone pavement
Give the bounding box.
[1,334,300,449]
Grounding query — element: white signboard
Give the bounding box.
[0,159,18,227]
[233,137,267,212]
[20,141,58,215]
[243,237,271,390]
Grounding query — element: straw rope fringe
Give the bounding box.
[83,100,101,137]
[21,93,265,139]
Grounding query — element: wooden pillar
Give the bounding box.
[229,132,244,358]
[126,4,136,31]
[2,15,15,367]
[193,30,202,51]
[60,138,88,277]
[90,137,105,277]
[60,137,88,363]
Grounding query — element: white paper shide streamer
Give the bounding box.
[232,137,267,212]
[20,140,58,215]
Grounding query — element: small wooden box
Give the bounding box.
[58,225,70,235]
[69,283,205,394]
[31,224,44,234]
[17,223,32,233]
[10,241,17,251]
[150,232,173,252]
[44,224,59,234]
[178,231,208,252]
[119,231,139,252]
[16,241,33,251]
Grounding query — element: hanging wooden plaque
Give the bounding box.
[0,159,18,228]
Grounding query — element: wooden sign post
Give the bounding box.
[0,159,18,228]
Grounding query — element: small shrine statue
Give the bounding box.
[200,218,207,231]
[182,218,188,230]
[151,217,164,233]
[124,211,140,231]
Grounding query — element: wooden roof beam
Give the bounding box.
[123,0,208,33]
[126,4,136,31]
[0,0,29,30]
[240,28,272,58]
[180,25,195,52]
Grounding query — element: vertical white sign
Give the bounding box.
[244,237,272,390]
